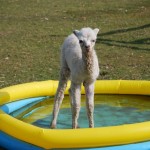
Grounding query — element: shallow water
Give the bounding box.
[15,95,150,129]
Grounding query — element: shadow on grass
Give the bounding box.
[97,23,150,51]
[48,24,150,51]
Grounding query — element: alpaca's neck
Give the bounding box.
[82,50,95,75]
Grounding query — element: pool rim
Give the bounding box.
[0,80,150,149]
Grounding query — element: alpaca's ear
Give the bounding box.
[73,30,80,37]
[94,28,99,35]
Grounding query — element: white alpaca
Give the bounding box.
[51,27,100,129]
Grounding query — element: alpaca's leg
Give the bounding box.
[69,82,81,129]
[50,67,70,128]
[84,82,95,128]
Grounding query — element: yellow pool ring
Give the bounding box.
[0,80,150,149]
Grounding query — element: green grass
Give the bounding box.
[0,0,150,88]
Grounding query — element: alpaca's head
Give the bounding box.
[73,27,99,53]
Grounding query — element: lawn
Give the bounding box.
[0,0,150,88]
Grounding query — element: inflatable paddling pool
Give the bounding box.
[0,80,150,150]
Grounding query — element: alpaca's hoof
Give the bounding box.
[89,124,94,128]
[50,122,56,129]
[72,125,80,129]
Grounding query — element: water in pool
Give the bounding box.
[14,95,150,129]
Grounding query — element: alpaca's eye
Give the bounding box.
[91,40,96,42]
[79,40,83,44]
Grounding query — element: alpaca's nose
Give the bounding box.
[85,45,90,49]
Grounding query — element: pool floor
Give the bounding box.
[14,95,150,129]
